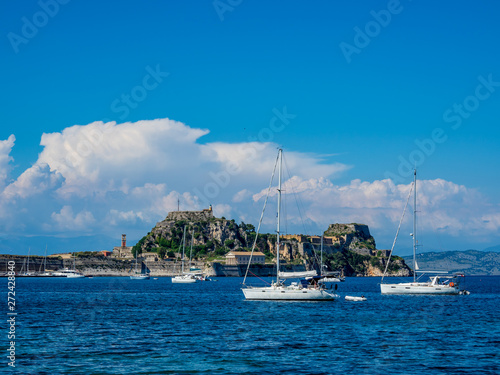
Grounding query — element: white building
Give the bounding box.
[225,251,266,265]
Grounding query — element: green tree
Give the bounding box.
[370,257,380,269]
[157,247,167,259]
[214,247,228,256]
[157,237,170,248]
[224,239,235,249]
[245,223,255,233]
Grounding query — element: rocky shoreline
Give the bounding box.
[0,254,411,277]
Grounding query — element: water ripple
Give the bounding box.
[11,276,500,374]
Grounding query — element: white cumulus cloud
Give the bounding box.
[251,175,500,250]
[50,205,96,232]
[0,135,15,189]
[0,118,498,252]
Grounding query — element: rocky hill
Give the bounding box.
[275,223,410,277]
[136,208,256,259]
[322,250,410,277]
[323,223,376,250]
[404,250,500,276]
[134,209,411,277]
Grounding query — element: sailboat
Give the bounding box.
[187,230,210,281]
[39,245,53,276]
[65,254,85,278]
[130,250,150,280]
[380,169,462,295]
[242,149,338,301]
[172,226,197,283]
[315,235,344,283]
[22,248,36,276]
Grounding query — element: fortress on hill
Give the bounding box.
[165,205,214,222]
[105,207,408,277]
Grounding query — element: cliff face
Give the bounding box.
[364,257,412,277]
[323,223,376,250]
[266,223,411,277]
[133,211,411,277]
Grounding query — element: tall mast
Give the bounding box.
[189,229,194,265]
[276,149,283,284]
[181,225,187,274]
[44,245,47,272]
[413,169,417,282]
[320,235,323,277]
[39,247,44,273]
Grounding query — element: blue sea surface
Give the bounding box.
[7,276,500,374]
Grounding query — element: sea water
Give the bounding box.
[8,276,500,374]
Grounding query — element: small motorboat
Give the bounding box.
[345,295,367,302]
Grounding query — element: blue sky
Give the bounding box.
[1,0,499,255]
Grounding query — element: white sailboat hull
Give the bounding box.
[380,282,459,295]
[130,274,150,280]
[66,273,85,279]
[242,286,338,301]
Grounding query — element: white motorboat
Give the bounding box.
[242,149,338,301]
[172,274,197,283]
[53,269,85,278]
[345,295,367,302]
[380,169,463,295]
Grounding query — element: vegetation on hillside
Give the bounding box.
[133,220,265,260]
[130,216,411,275]
[323,250,406,276]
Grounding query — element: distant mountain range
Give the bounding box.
[0,235,123,256]
[483,245,500,252]
[403,250,500,276]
